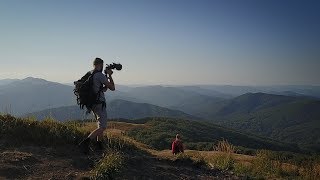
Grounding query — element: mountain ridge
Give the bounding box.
[23,99,199,121]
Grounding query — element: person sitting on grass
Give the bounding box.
[172,134,184,155]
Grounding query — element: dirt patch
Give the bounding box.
[119,151,241,180]
[0,145,93,179]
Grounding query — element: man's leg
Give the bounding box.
[95,106,107,150]
[88,127,105,140]
[89,104,107,150]
[79,104,107,153]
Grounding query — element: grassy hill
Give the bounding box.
[1,114,319,179]
[23,99,198,121]
[124,117,299,153]
[204,93,320,151]
[0,114,240,179]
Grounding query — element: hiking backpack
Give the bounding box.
[74,70,100,112]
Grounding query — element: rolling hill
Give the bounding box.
[207,93,320,151]
[125,117,299,152]
[196,85,320,98]
[124,85,225,107]
[23,99,199,121]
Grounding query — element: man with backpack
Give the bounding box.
[77,57,115,154]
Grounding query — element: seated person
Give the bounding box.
[172,134,184,155]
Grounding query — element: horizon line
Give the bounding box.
[1,76,320,87]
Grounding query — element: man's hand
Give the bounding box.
[105,69,113,76]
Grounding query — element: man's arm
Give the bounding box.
[103,69,115,91]
[106,75,115,91]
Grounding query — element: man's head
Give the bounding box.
[93,57,104,71]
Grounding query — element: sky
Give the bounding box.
[0,0,319,86]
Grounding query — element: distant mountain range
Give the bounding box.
[194,85,320,98]
[23,99,198,121]
[0,77,75,115]
[0,78,19,86]
[1,77,320,151]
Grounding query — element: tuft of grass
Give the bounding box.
[105,132,140,153]
[208,152,235,170]
[250,150,281,178]
[208,139,236,170]
[213,139,235,153]
[0,114,85,146]
[298,162,320,179]
[92,151,124,180]
[233,162,251,176]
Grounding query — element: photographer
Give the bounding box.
[78,58,115,154]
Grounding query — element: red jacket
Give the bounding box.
[172,139,184,154]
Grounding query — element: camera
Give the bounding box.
[105,63,122,71]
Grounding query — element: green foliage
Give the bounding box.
[127,117,298,152]
[210,94,320,152]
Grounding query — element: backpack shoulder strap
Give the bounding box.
[89,70,101,81]
[79,71,92,82]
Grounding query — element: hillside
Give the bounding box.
[124,85,224,108]
[23,99,198,121]
[1,115,319,179]
[214,93,298,117]
[0,115,240,179]
[174,86,233,99]
[124,117,299,152]
[209,93,320,151]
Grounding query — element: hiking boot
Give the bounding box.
[96,141,104,151]
[78,138,90,154]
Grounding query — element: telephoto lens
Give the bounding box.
[106,63,122,71]
[115,63,122,70]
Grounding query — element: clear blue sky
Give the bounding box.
[0,0,319,85]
